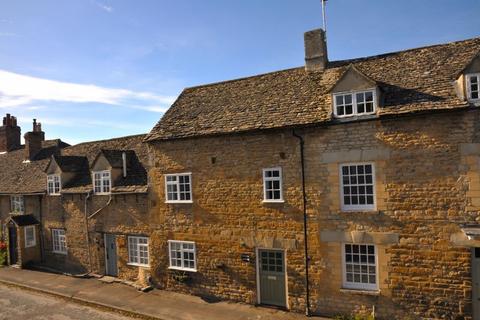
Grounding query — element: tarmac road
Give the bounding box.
[0,283,135,320]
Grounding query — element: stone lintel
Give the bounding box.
[320,230,399,245]
[451,231,480,247]
[321,148,391,164]
[241,236,298,250]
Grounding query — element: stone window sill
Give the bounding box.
[340,288,380,296]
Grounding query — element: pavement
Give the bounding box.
[0,267,325,320]
[0,283,134,320]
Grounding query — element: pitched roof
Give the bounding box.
[60,134,149,194]
[145,37,480,142]
[0,139,69,194]
[52,155,89,173]
[10,214,40,226]
[0,134,149,195]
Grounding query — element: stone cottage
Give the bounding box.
[0,115,154,286]
[144,29,480,319]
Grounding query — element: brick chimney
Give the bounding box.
[0,114,21,152]
[24,119,45,160]
[304,29,328,72]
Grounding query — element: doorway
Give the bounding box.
[257,249,287,308]
[8,223,18,265]
[104,234,118,277]
[473,248,480,320]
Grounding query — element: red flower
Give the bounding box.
[0,242,7,250]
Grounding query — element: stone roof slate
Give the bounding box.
[145,37,480,142]
[10,214,40,226]
[0,134,149,195]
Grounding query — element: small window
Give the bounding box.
[165,173,192,203]
[93,170,111,194]
[333,90,376,118]
[343,244,378,291]
[467,73,480,101]
[168,240,197,272]
[128,236,149,267]
[10,195,24,214]
[263,167,283,202]
[25,226,36,248]
[47,174,61,195]
[52,229,67,254]
[340,163,375,211]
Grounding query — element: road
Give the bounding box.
[0,283,135,320]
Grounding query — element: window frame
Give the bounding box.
[10,195,24,214]
[47,174,62,195]
[24,226,36,248]
[127,236,150,267]
[262,167,284,203]
[52,229,67,255]
[168,240,197,272]
[92,170,111,195]
[164,173,193,204]
[342,243,379,291]
[466,73,480,101]
[339,162,376,212]
[333,89,377,118]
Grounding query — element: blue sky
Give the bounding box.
[0,0,479,145]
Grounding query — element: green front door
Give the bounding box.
[258,249,286,308]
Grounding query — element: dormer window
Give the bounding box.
[47,174,61,195]
[467,73,480,101]
[10,195,24,214]
[93,170,111,194]
[333,90,376,118]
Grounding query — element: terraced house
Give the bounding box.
[1,28,480,320]
[0,116,153,284]
[144,30,480,319]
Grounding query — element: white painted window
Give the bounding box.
[47,174,61,195]
[340,163,375,211]
[343,244,378,291]
[52,229,67,254]
[168,240,196,272]
[333,90,376,118]
[93,170,111,194]
[263,167,283,202]
[128,236,149,267]
[165,173,192,203]
[467,73,480,101]
[10,195,24,214]
[25,226,36,248]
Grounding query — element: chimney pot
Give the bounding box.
[0,113,21,152]
[304,29,328,72]
[24,118,45,160]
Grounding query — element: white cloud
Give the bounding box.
[93,1,113,12]
[0,70,176,111]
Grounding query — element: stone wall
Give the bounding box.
[41,192,152,279]
[148,109,480,319]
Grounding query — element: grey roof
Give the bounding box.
[145,37,480,142]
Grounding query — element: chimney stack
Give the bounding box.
[0,113,21,152]
[304,29,328,72]
[24,118,45,160]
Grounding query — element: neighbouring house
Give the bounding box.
[144,29,480,319]
[0,115,154,286]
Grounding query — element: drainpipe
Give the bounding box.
[292,129,311,317]
[38,194,45,263]
[85,191,112,274]
[84,191,93,273]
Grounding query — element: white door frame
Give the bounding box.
[255,247,289,309]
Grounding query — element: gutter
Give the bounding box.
[292,129,311,317]
[84,191,93,273]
